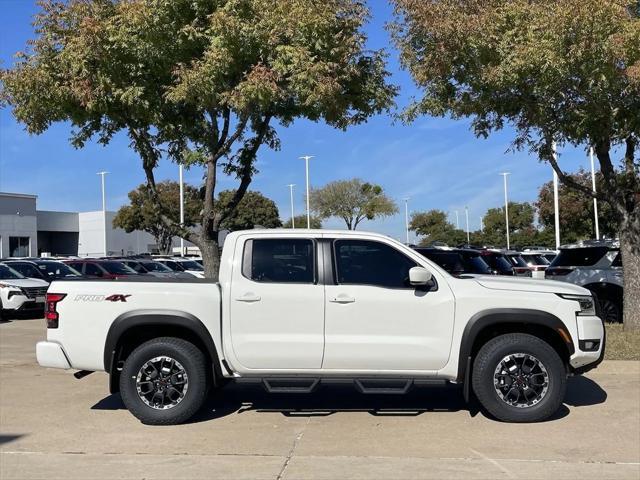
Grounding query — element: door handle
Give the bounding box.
[330,294,355,304]
[236,293,261,303]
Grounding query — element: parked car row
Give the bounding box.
[413,240,624,323]
[0,255,204,320]
[413,246,556,279]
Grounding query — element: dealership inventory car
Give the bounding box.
[546,241,622,323]
[155,257,205,278]
[0,264,49,319]
[37,230,604,425]
[119,259,195,279]
[413,247,493,275]
[63,259,138,279]
[2,259,82,283]
[520,252,552,279]
[478,250,516,276]
[504,252,533,277]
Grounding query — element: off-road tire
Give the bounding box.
[120,337,208,425]
[472,333,566,423]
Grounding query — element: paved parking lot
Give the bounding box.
[1,318,639,479]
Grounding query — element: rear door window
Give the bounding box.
[244,239,315,283]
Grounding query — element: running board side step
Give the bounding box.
[262,378,320,393]
[354,378,413,395]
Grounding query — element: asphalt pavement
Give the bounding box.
[1,318,639,479]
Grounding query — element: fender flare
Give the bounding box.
[457,308,574,400]
[103,309,221,375]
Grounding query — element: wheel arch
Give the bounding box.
[104,309,223,393]
[582,282,623,303]
[457,309,575,401]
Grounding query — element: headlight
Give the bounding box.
[558,294,596,316]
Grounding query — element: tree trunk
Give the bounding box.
[620,215,640,332]
[200,236,221,281]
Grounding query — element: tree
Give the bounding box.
[482,202,536,247]
[113,181,200,254]
[282,214,323,229]
[409,210,465,246]
[310,179,398,230]
[215,190,281,231]
[537,170,621,243]
[1,0,396,280]
[393,0,640,330]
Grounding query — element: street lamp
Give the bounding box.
[179,164,185,255]
[287,184,296,228]
[97,171,109,256]
[552,142,560,249]
[455,210,459,229]
[464,206,470,244]
[500,172,511,250]
[404,198,410,244]
[589,146,600,240]
[299,155,314,229]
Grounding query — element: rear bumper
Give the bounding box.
[36,341,71,369]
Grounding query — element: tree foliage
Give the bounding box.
[536,170,620,243]
[282,214,323,229]
[113,181,200,254]
[393,0,640,329]
[310,178,398,229]
[216,190,281,231]
[410,210,465,246]
[1,0,396,279]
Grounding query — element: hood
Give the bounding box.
[0,278,49,288]
[475,275,590,295]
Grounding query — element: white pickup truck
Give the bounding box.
[36,230,605,425]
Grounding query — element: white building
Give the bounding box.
[0,192,191,258]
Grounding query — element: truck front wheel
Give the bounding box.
[472,333,566,422]
[120,337,209,425]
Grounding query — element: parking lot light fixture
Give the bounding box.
[299,155,314,229]
[404,198,410,244]
[500,172,510,250]
[97,171,109,256]
[465,206,470,244]
[287,184,296,228]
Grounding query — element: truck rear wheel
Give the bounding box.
[472,333,566,422]
[120,337,209,425]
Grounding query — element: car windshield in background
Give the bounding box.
[418,251,466,274]
[36,262,80,277]
[483,254,513,273]
[101,262,137,275]
[549,247,609,267]
[179,260,204,271]
[460,252,493,274]
[522,254,550,266]
[0,264,25,280]
[507,255,528,268]
[141,261,173,273]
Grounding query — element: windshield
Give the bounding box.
[0,264,25,280]
[36,262,81,277]
[521,254,550,266]
[178,260,204,271]
[459,252,492,274]
[482,254,514,273]
[507,254,528,267]
[101,261,137,275]
[550,247,609,267]
[141,261,172,273]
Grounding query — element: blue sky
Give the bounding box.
[1,0,596,242]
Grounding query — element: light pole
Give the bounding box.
[179,164,185,255]
[299,155,314,228]
[465,206,470,244]
[404,198,410,244]
[552,141,561,249]
[589,146,600,240]
[500,172,511,250]
[455,210,459,229]
[480,216,484,233]
[287,184,296,228]
[97,171,109,256]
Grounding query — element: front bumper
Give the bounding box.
[36,341,71,369]
[569,315,605,373]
